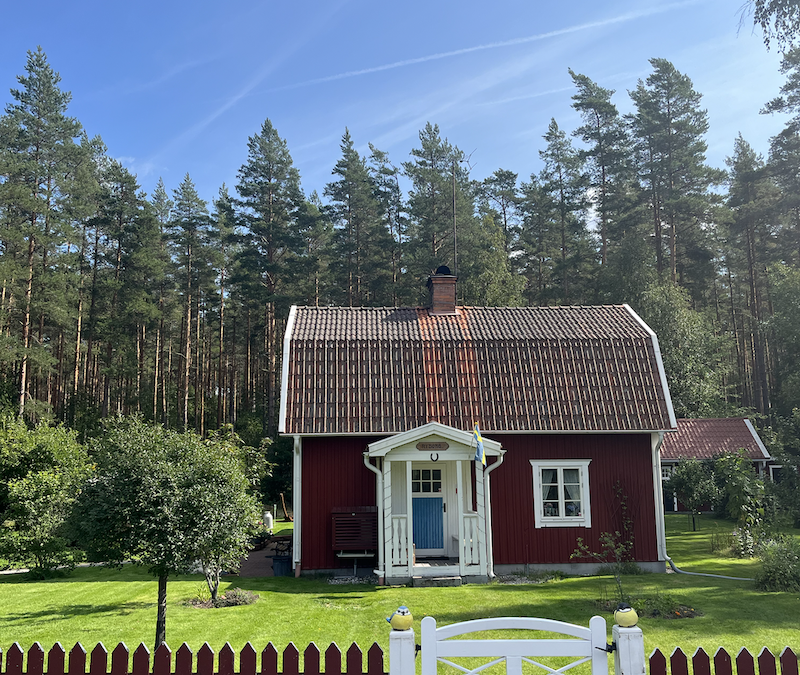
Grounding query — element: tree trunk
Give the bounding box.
[155,573,168,649]
[19,236,36,417]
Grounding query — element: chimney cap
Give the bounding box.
[434,265,452,276]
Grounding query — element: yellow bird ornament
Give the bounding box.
[613,602,639,627]
[387,605,413,631]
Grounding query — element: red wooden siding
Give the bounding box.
[301,437,381,570]
[488,433,658,564]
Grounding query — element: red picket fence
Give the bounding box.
[0,642,386,675]
[649,647,799,675]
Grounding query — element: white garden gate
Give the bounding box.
[419,616,609,675]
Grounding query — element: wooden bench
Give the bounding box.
[331,506,378,575]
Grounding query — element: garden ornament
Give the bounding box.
[387,605,413,630]
[613,602,639,627]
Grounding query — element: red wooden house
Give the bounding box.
[278,271,677,583]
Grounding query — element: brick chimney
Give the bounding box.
[427,266,458,315]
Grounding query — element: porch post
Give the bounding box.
[456,459,465,576]
[405,460,414,577]
[383,460,393,578]
[475,461,486,575]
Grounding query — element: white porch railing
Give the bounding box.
[390,513,484,572]
[391,515,409,567]
[462,514,480,566]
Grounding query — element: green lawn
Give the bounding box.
[0,515,798,663]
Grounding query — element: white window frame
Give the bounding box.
[530,459,592,528]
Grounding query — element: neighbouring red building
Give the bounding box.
[660,417,772,512]
[278,270,677,583]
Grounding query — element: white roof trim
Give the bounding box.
[278,305,298,434]
[623,303,677,430]
[367,421,504,457]
[744,418,771,459]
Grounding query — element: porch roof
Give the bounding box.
[279,304,676,435]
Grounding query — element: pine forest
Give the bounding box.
[4,46,800,452]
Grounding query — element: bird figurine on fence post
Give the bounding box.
[387,605,413,631]
[614,602,639,627]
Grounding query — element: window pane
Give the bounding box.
[565,500,581,516]
[433,482,441,492]
[412,482,421,492]
[422,483,431,493]
[543,485,559,501]
[422,470,431,480]
[541,469,558,484]
[543,501,560,516]
[433,469,441,480]
[564,484,582,500]
[563,469,580,484]
[412,470,420,480]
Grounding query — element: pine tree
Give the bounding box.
[538,119,595,304]
[324,130,394,306]
[235,119,304,434]
[0,47,84,417]
[569,69,632,267]
[170,174,210,430]
[628,59,723,300]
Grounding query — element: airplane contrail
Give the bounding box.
[273,0,703,91]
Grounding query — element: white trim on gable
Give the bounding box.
[367,421,504,458]
[744,418,772,459]
[278,305,297,434]
[623,304,677,431]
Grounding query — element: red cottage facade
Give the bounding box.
[279,272,676,583]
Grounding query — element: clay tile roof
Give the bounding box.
[280,304,676,435]
[660,418,770,461]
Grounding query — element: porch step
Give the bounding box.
[412,575,462,587]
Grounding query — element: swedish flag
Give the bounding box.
[473,423,486,466]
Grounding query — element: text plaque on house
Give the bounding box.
[416,442,449,451]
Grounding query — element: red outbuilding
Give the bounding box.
[278,270,677,583]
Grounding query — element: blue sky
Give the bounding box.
[0,0,790,204]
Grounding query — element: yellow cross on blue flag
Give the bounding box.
[473,423,486,466]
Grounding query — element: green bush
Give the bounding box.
[213,587,259,607]
[755,537,800,591]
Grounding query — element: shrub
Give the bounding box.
[213,587,259,607]
[731,527,757,558]
[755,537,800,592]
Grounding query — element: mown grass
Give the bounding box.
[0,515,798,661]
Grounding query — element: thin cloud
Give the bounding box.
[272,0,704,92]
[146,0,350,169]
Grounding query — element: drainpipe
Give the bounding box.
[483,451,505,579]
[292,435,302,576]
[363,452,385,582]
[651,431,668,563]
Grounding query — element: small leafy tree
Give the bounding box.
[715,451,765,527]
[665,458,721,531]
[0,418,89,574]
[73,417,260,649]
[572,531,633,603]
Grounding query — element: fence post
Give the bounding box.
[389,628,416,675]
[613,626,646,675]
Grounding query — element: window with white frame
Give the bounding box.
[530,460,591,528]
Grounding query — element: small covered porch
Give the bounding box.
[364,422,504,585]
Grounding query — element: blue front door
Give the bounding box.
[411,464,446,555]
[413,497,444,549]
